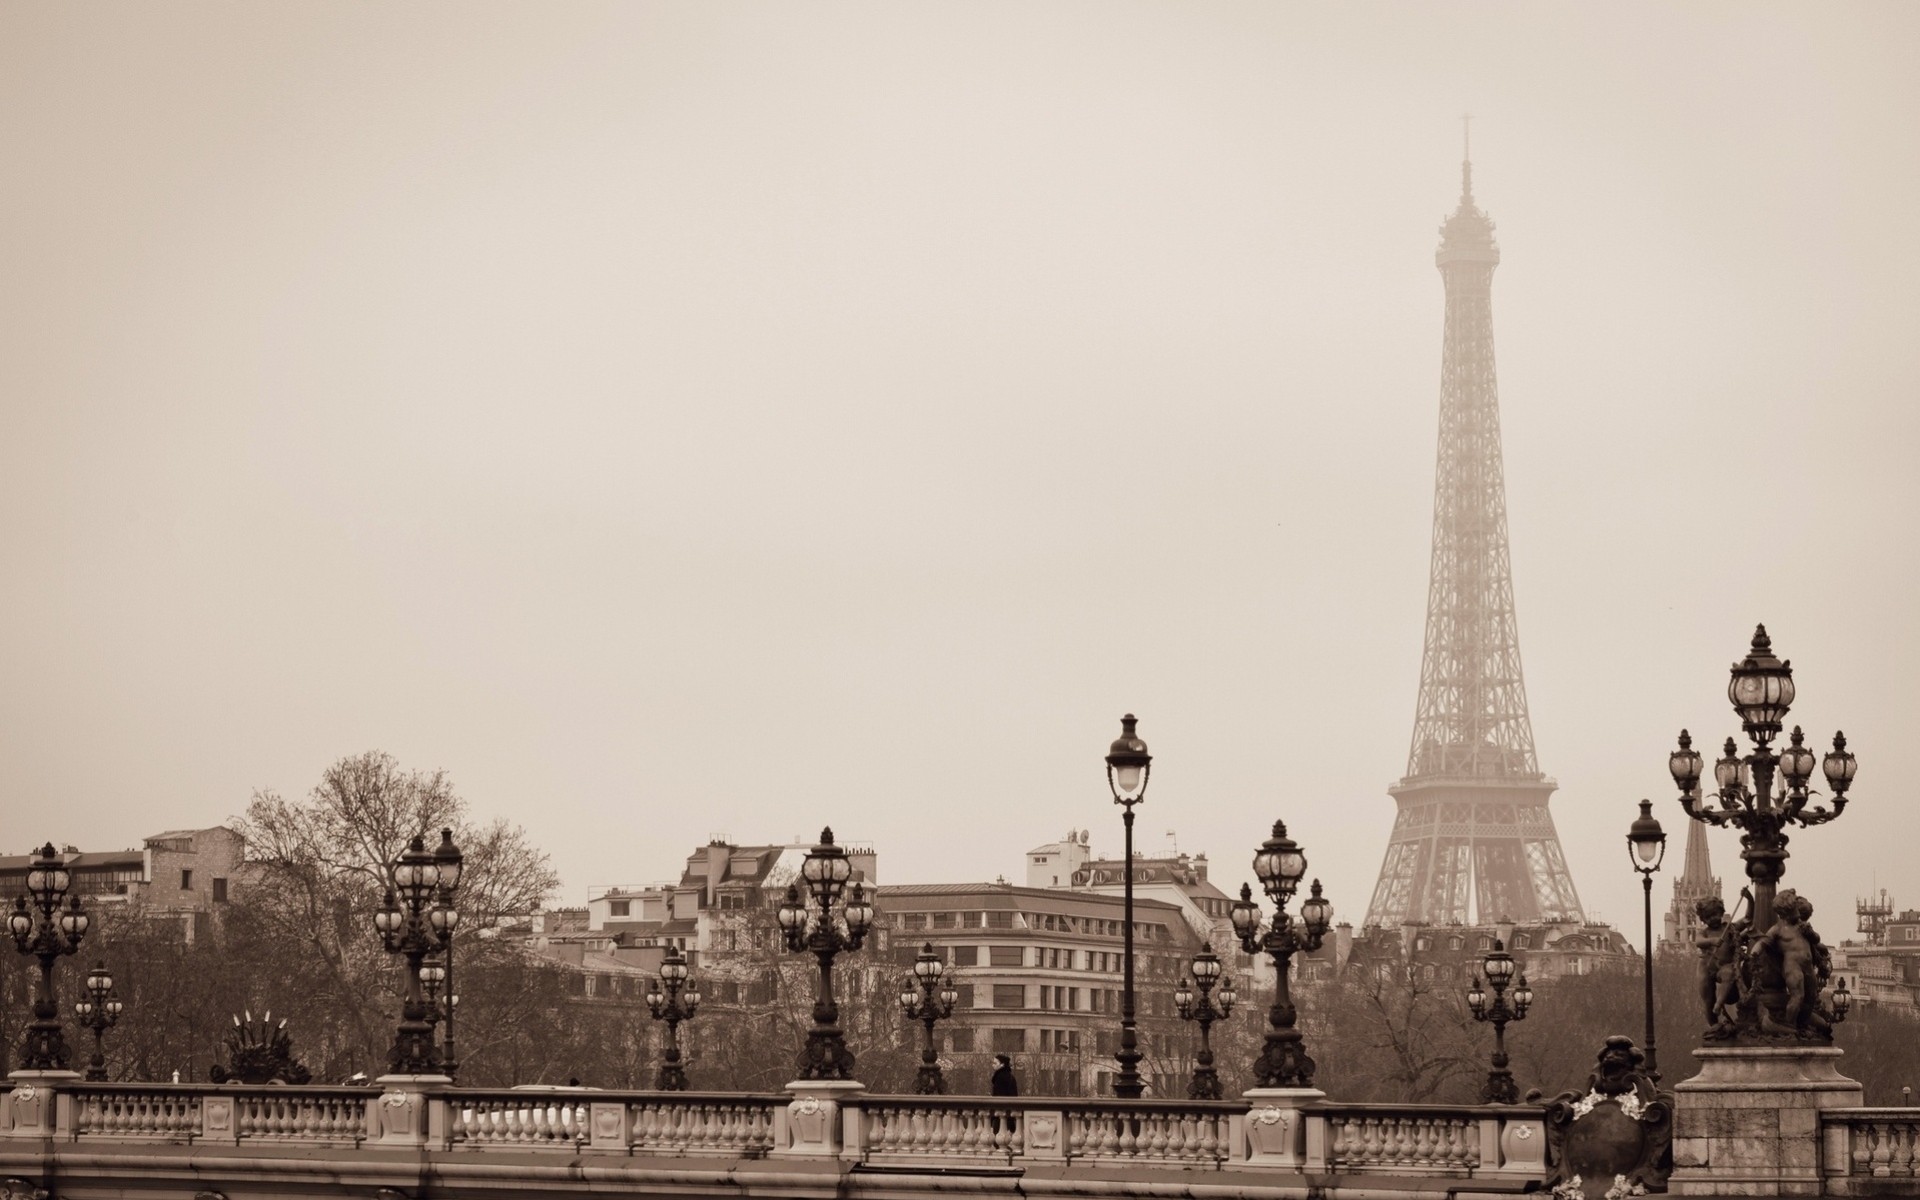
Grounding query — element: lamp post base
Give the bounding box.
[795,1027,856,1082]
[1187,1065,1222,1100]
[1670,1046,1861,1197]
[1253,1030,1316,1089]
[913,1063,947,1095]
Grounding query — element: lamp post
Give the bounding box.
[1466,940,1532,1104]
[1104,713,1151,1098]
[73,963,124,1081]
[8,843,91,1072]
[646,947,702,1090]
[432,829,463,1080]
[1667,626,1859,1040]
[898,942,959,1094]
[777,828,875,1081]
[373,829,461,1076]
[1229,821,1332,1088]
[1627,799,1668,1080]
[1173,943,1236,1099]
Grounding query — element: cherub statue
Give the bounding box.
[1698,891,1748,1038]
[1755,889,1818,1037]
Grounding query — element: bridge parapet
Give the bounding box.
[1822,1108,1920,1193]
[2,1076,1550,1200]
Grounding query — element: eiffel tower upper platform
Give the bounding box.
[1363,151,1585,930]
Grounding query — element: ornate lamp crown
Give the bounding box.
[1728,624,1795,743]
[1105,713,1152,805]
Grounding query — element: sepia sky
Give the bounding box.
[2,3,1917,947]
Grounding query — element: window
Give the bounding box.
[180,869,193,890]
[992,984,1027,1009]
[212,877,228,904]
[932,912,957,929]
[954,984,975,1008]
[991,1028,1025,1053]
[952,946,979,966]
[609,899,630,917]
[988,946,1024,968]
[986,912,1013,929]
[947,1027,975,1052]
[963,912,984,928]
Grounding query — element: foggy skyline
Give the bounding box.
[2,4,1917,945]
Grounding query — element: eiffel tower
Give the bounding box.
[1363,145,1585,929]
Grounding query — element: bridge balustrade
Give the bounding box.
[2,1077,1553,1200]
[1823,1108,1920,1193]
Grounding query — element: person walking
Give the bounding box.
[990,1054,1018,1096]
[988,1053,1019,1139]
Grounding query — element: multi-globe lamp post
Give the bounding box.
[73,962,124,1081]
[1173,943,1235,1100]
[1666,626,1858,1039]
[373,829,462,1077]
[9,843,91,1072]
[646,947,702,1090]
[1103,714,1151,1099]
[1465,940,1532,1103]
[1626,799,1668,1080]
[777,828,875,1080]
[1229,821,1333,1088]
[898,942,959,1094]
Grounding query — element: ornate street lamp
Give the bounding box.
[1104,713,1151,1098]
[9,843,90,1071]
[646,947,702,1090]
[72,962,124,1081]
[1466,940,1532,1103]
[431,828,463,1079]
[778,828,875,1080]
[1667,626,1858,1040]
[373,828,462,1076]
[898,942,959,1094]
[1229,821,1332,1088]
[1627,799,1668,1080]
[1173,943,1236,1099]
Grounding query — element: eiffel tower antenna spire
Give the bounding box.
[1461,112,1473,199]
[1363,143,1585,930]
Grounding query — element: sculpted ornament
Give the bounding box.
[1543,1037,1672,1200]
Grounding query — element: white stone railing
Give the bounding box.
[1062,1100,1236,1164]
[449,1090,593,1147]
[621,1094,781,1156]
[62,1083,371,1145]
[71,1085,205,1141]
[1822,1108,1920,1189]
[2,1077,1548,1194]
[1321,1104,1486,1173]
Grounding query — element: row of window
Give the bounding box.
[943,944,1185,976]
[893,911,1175,941]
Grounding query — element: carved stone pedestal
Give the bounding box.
[1241,1086,1324,1169]
[1,1071,79,1141]
[1671,1046,1861,1197]
[775,1079,865,1158]
[370,1072,451,1148]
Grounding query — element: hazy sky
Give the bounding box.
[2,3,1916,947]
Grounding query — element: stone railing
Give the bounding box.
[1822,1108,1920,1193]
[64,1082,371,1145]
[1318,1102,1507,1174]
[0,1075,1549,1200]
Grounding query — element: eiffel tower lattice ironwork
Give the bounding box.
[1363,149,1585,930]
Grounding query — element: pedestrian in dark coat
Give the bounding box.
[990,1054,1018,1096]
